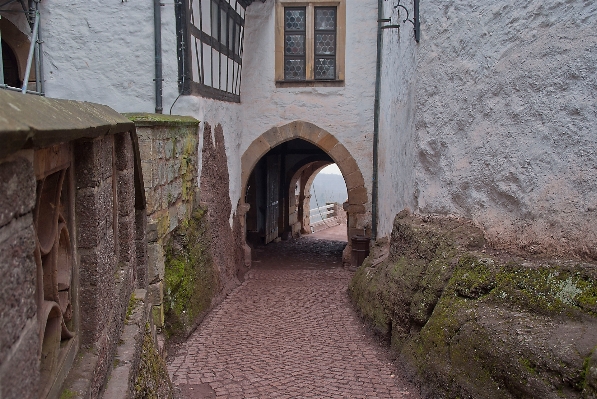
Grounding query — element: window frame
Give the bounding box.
[275,0,346,86]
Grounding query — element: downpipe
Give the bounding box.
[372,0,384,240]
[154,0,163,113]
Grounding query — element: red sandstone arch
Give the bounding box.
[238,121,369,251]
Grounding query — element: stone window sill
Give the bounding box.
[275,80,345,88]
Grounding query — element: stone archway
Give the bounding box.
[238,121,369,264]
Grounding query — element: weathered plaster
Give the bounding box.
[376,1,418,238]
[414,0,597,258]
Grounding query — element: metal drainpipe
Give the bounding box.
[0,15,4,85]
[372,0,384,240]
[154,0,163,114]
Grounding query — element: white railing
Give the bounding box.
[309,203,336,231]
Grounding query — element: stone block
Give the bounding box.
[155,140,165,159]
[344,203,366,214]
[329,143,352,164]
[78,250,102,345]
[147,243,165,283]
[172,179,182,203]
[145,189,156,215]
[161,186,169,210]
[177,202,188,223]
[147,281,164,305]
[135,209,148,287]
[277,120,304,140]
[0,157,36,228]
[316,134,339,152]
[0,320,39,399]
[344,171,365,192]
[100,135,114,181]
[138,138,153,161]
[164,140,174,159]
[146,222,158,243]
[114,132,133,171]
[241,138,271,171]
[74,138,101,189]
[348,185,368,205]
[98,178,114,231]
[118,214,136,264]
[117,170,135,217]
[301,122,325,144]
[0,219,36,363]
[141,161,153,190]
[159,160,167,185]
[169,206,178,233]
[167,162,175,183]
[152,304,164,328]
[339,156,360,177]
[175,138,183,158]
[261,126,283,148]
[75,188,102,249]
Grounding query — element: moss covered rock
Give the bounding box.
[349,210,597,399]
[163,207,218,338]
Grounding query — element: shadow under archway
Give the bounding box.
[238,121,369,266]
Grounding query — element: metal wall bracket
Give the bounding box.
[380,0,420,42]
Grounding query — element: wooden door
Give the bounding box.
[265,154,281,244]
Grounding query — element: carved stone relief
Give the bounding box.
[33,143,76,395]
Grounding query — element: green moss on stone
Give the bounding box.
[134,324,175,399]
[349,211,597,399]
[163,207,217,337]
[59,389,77,399]
[124,113,199,126]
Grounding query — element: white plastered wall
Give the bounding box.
[38,1,378,223]
[240,0,378,223]
[413,0,597,257]
[375,0,418,238]
[40,0,245,213]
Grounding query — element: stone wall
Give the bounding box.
[413,0,597,259]
[126,114,200,329]
[0,91,171,399]
[0,152,38,399]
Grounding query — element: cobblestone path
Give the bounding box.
[167,234,421,398]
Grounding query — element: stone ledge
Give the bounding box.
[0,90,134,160]
[102,289,148,399]
[124,113,200,127]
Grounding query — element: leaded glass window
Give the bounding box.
[284,7,306,81]
[281,5,338,82]
[314,7,336,80]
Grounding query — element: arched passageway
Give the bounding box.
[238,121,369,264]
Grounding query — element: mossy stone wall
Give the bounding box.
[350,210,597,399]
[163,207,218,338]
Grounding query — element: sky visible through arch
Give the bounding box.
[310,164,348,220]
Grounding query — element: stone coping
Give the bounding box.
[0,90,134,160]
[124,113,200,127]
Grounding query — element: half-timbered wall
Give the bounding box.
[179,0,247,102]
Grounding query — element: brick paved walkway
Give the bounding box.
[167,234,421,399]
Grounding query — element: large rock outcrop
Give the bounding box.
[350,210,597,399]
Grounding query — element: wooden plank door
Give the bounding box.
[265,154,281,244]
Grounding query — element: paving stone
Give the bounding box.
[168,235,421,398]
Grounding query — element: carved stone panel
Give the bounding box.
[33,143,76,396]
